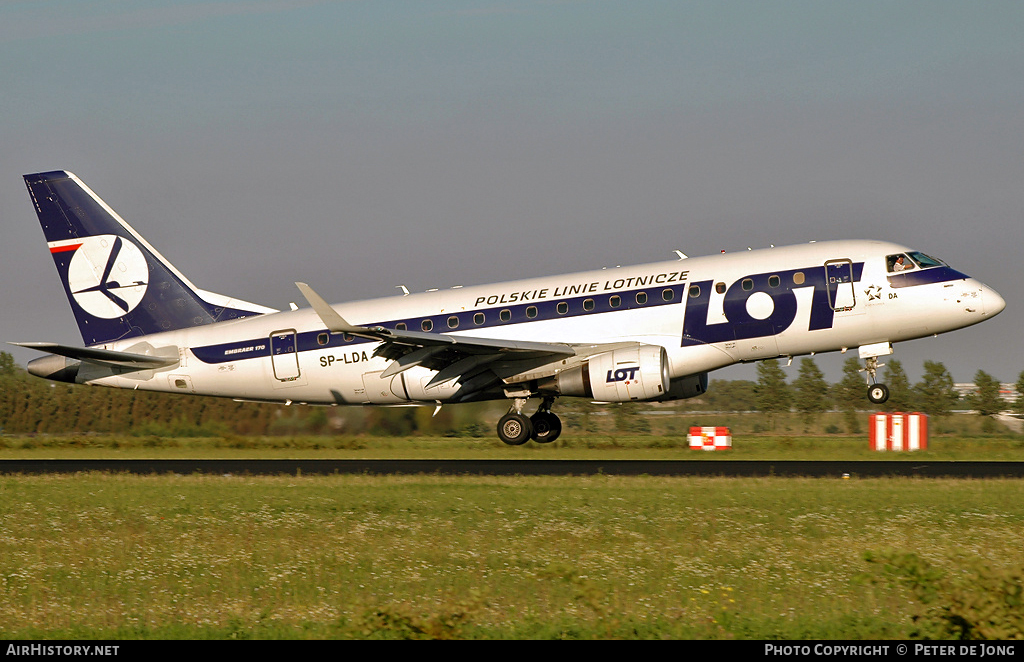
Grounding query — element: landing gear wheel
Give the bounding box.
[867,383,890,404]
[497,412,533,446]
[530,411,562,444]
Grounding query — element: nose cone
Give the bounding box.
[984,285,1006,317]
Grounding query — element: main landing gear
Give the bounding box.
[497,396,562,445]
[862,356,890,404]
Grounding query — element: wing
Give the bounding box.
[296,282,579,396]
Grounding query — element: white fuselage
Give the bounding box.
[84,239,1002,406]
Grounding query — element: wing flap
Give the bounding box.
[380,345,448,378]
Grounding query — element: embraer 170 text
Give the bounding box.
[14,171,1006,444]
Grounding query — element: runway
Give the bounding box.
[2,459,1024,478]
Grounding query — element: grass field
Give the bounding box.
[2,468,1024,639]
[2,428,1024,461]
[3,413,1023,639]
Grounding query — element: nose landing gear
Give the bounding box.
[862,355,890,404]
[867,381,890,404]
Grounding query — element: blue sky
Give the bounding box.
[2,0,1022,383]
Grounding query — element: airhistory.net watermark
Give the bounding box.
[6,645,119,657]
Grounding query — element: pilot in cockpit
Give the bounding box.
[887,253,917,273]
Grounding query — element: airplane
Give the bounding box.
[13,170,1006,444]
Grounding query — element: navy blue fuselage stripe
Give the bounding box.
[887,266,968,289]
[191,284,686,364]
[193,261,959,365]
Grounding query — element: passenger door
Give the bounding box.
[270,330,300,382]
[825,260,856,311]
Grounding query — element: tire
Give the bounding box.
[530,411,562,444]
[867,383,890,404]
[497,412,533,445]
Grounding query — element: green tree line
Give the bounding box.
[0,352,1020,436]
[0,352,490,437]
[752,357,1019,434]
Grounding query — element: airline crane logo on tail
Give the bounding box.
[51,235,149,319]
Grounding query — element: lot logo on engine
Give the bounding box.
[607,367,639,383]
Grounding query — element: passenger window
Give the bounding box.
[526,306,538,319]
[395,322,407,331]
[742,279,753,291]
[342,333,353,343]
[769,275,780,288]
[421,319,433,332]
[636,292,648,305]
[317,333,329,346]
[662,288,674,302]
[793,272,805,285]
[609,295,621,308]
[474,312,485,325]
[447,316,459,329]
[557,302,568,315]
[583,298,595,311]
[715,282,726,294]
[689,285,701,298]
[500,309,511,322]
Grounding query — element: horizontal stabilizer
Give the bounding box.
[10,342,179,369]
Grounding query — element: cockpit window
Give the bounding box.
[886,254,914,273]
[908,252,945,269]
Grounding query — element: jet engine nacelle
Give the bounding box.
[541,345,670,402]
[654,372,709,401]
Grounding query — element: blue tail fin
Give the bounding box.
[24,171,275,346]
